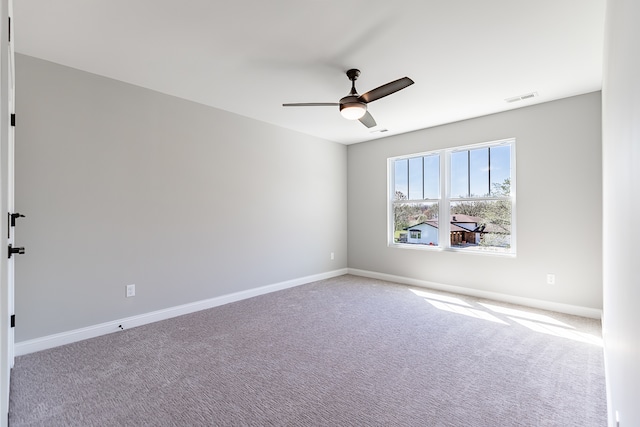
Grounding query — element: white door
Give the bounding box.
[1,0,15,424]
[5,0,15,367]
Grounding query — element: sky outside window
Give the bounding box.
[395,159,408,199]
[423,154,439,199]
[408,157,423,199]
[451,145,511,198]
[489,145,511,194]
[470,148,489,196]
[451,151,469,197]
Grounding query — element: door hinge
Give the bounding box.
[10,315,15,328]
[11,114,15,127]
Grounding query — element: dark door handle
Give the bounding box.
[7,212,26,239]
[8,244,25,259]
[10,213,25,227]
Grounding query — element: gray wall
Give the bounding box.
[14,54,347,342]
[602,0,640,425]
[348,92,602,309]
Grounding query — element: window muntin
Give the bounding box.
[390,139,515,255]
[394,154,440,201]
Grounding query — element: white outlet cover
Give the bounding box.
[126,284,136,297]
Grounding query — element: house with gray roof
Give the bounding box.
[402,214,510,247]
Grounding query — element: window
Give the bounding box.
[389,139,515,255]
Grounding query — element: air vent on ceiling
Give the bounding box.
[505,92,539,103]
[370,128,389,134]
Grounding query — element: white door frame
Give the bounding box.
[1,0,15,425]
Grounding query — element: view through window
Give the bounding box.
[390,139,515,254]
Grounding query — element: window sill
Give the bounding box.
[389,242,516,258]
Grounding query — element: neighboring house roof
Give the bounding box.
[404,215,509,234]
[405,219,469,232]
[406,221,437,231]
[450,214,482,223]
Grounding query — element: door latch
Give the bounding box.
[8,244,25,259]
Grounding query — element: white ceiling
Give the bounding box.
[14,0,606,145]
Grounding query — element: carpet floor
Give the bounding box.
[9,275,606,426]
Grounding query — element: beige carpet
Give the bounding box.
[9,275,606,426]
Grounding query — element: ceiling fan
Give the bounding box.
[283,69,414,128]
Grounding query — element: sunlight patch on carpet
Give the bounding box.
[509,317,603,346]
[426,300,509,324]
[409,289,473,307]
[479,303,574,328]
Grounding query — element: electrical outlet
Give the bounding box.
[126,284,136,297]
[546,274,555,285]
[330,252,335,260]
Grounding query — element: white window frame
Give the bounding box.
[388,138,516,256]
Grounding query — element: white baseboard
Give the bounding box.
[15,268,348,356]
[348,268,603,319]
[16,267,601,356]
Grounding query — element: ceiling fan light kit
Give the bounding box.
[339,98,367,120]
[283,68,414,129]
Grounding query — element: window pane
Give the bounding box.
[408,157,423,200]
[469,148,489,197]
[450,200,512,251]
[394,159,408,200]
[450,151,469,198]
[393,202,439,245]
[390,140,514,254]
[489,145,511,195]
[423,154,440,199]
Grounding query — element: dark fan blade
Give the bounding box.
[358,111,377,128]
[359,77,414,104]
[282,103,339,107]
